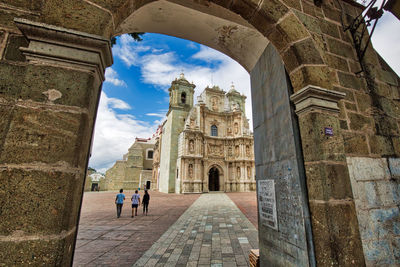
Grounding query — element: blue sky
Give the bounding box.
[89,9,400,173]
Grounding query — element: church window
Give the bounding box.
[181,92,186,104]
[146,149,153,159]
[211,125,218,136]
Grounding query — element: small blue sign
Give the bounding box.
[324,127,333,136]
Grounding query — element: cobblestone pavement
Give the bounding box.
[226,192,258,229]
[73,191,199,266]
[134,193,259,267]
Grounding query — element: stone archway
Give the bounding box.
[208,166,220,191]
[2,0,400,266]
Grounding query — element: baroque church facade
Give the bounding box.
[153,74,255,193]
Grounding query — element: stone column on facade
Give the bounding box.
[290,85,365,265]
[0,19,112,265]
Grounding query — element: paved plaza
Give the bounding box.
[73,191,258,266]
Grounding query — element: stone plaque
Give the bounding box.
[258,179,278,230]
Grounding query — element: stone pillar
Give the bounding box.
[290,85,365,265]
[0,19,112,265]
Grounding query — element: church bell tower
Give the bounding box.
[158,73,195,193]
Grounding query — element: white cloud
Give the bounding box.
[107,97,131,110]
[88,91,159,173]
[105,68,127,87]
[146,111,167,118]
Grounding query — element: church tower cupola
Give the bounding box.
[168,73,195,110]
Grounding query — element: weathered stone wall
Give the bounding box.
[105,161,126,190]
[0,9,112,265]
[347,157,400,266]
[251,43,314,266]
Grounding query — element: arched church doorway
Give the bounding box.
[208,167,219,191]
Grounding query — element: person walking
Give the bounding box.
[142,190,150,216]
[131,190,140,218]
[115,189,125,218]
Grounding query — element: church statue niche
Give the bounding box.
[235,145,240,157]
[236,167,241,179]
[188,164,193,178]
[246,145,250,156]
[189,140,195,152]
[247,166,251,179]
[234,122,239,134]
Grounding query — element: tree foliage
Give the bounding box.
[111,32,145,46]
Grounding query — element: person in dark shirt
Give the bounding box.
[142,190,150,216]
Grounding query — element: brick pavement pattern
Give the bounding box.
[226,192,258,229]
[73,191,199,266]
[134,193,259,267]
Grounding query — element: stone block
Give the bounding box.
[388,158,400,179]
[348,112,373,131]
[376,180,400,206]
[0,103,13,146]
[0,0,43,12]
[41,0,114,37]
[339,119,348,130]
[320,20,340,39]
[293,10,322,35]
[392,137,400,157]
[377,69,398,86]
[290,65,333,92]
[309,201,365,266]
[369,135,395,156]
[343,132,369,155]
[363,240,394,265]
[280,0,301,9]
[257,0,289,26]
[19,64,96,108]
[302,0,318,17]
[0,168,83,235]
[0,231,75,266]
[393,237,400,263]
[322,5,341,22]
[0,61,27,100]
[374,82,392,98]
[0,106,88,167]
[344,102,357,111]
[363,181,381,208]
[338,71,364,90]
[3,34,29,62]
[355,93,372,114]
[333,86,354,102]
[282,38,324,72]
[326,54,349,72]
[298,112,345,162]
[376,97,400,119]
[327,37,356,59]
[346,157,390,181]
[230,0,259,21]
[305,162,353,201]
[0,30,5,52]
[375,116,400,136]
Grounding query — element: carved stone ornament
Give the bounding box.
[14,18,113,87]
[290,85,346,115]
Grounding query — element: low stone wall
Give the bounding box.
[347,157,400,266]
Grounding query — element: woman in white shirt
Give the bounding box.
[131,190,140,218]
